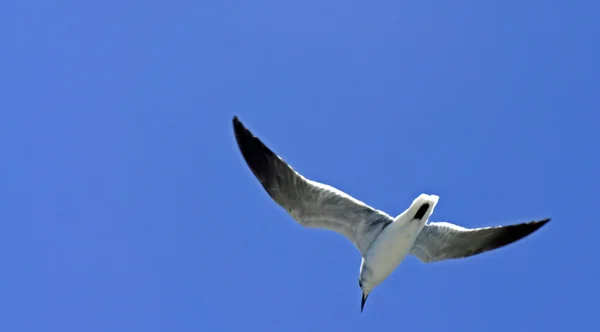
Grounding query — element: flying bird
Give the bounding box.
[232,116,549,312]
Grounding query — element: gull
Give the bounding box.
[232,116,550,312]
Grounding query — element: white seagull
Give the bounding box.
[232,116,550,312]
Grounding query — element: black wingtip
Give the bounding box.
[537,218,551,227]
[231,116,259,154]
[489,217,551,252]
[231,115,285,196]
[232,115,244,136]
[232,115,263,162]
[232,116,248,150]
[517,217,551,235]
[525,218,551,233]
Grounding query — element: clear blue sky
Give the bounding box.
[1,1,599,331]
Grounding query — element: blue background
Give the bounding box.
[1,1,599,331]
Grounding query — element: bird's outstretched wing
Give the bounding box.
[233,116,393,255]
[410,218,550,263]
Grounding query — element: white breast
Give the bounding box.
[364,217,426,286]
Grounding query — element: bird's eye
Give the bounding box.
[359,280,363,288]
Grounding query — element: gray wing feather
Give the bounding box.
[233,116,393,255]
[410,218,550,263]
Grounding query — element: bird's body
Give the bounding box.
[360,194,437,291]
[232,116,550,312]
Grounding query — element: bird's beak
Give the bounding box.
[361,292,369,313]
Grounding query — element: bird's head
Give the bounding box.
[358,278,372,313]
[358,260,376,313]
